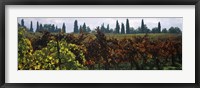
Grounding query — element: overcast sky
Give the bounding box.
[17,17,182,33]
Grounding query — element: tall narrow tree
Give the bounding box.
[126,19,130,34]
[121,23,125,34]
[158,22,161,33]
[115,20,120,33]
[36,21,39,32]
[106,24,110,33]
[101,23,105,32]
[79,25,83,33]
[83,23,86,32]
[30,21,33,32]
[74,20,78,33]
[62,23,66,33]
[21,19,24,27]
[56,26,58,31]
[51,24,55,32]
[141,19,145,33]
[39,24,43,31]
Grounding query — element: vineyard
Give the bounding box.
[18,27,182,70]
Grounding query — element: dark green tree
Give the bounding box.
[18,23,20,27]
[158,22,161,33]
[137,27,141,33]
[55,26,57,32]
[115,20,120,33]
[100,23,105,33]
[174,27,182,33]
[86,26,91,33]
[36,21,40,32]
[74,20,79,33]
[83,23,86,32]
[121,23,125,34]
[162,28,168,33]
[79,25,83,33]
[39,24,43,31]
[151,27,158,33]
[169,27,181,33]
[62,23,66,33]
[144,24,150,33]
[109,28,114,33]
[129,27,137,34]
[21,19,24,27]
[51,24,55,32]
[168,27,175,33]
[30,21,33,32]
[126,19,130,34]
[106,24,110,33]
[141,19,145,33]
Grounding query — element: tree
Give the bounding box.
[162,28,168,33]
[169,27,175,33]
[86,26,91,33]
[36,21,40,32]
[18,23,20,27]
[158,22,161,33]
[141,19,145,33]
[151,27,158,33]
[174,27,182,33]
[143,24,150,33]
[137,27,142,33]
[51,24,55,32]
[55,26,58,32]
[30,21,33,32]
[115,20,120,33]
[83,23,86,32]
[79,25,83,33]
[106,24,110,33]
[126,19,130,34]
[62,23,66,33]
[121,23,125,34]
[109,28,114,33]
[100,23,105,33]
[129,27,137,34]
[21,19,24,27]
[169,27,181,33]
[39,24,43,31]
[74,20,79,33]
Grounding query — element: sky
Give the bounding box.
[17,17,183,33]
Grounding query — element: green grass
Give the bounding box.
[26,32,182,41]
[105,33,181,40]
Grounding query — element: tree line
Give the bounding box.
[18,19,182,34]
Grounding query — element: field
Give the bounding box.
[18,28,182,70]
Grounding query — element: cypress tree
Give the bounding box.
[106,24,110,33]
[101,23,105,32]
[62,23,66,33]
[141,19,145,33]
[36,21,39,32]
[126,19,130,34]
[83,23,86,32]
[74,20,78,33]
[115,20,120,33]
[39,24,43,31]
[21,19,24,27]
[30,21,33,32]
[158,22,161,33]
[121,23,125,34]
[79,25,83,33]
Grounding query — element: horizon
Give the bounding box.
[17,17,183,33]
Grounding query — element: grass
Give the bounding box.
[26,32,182,42]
